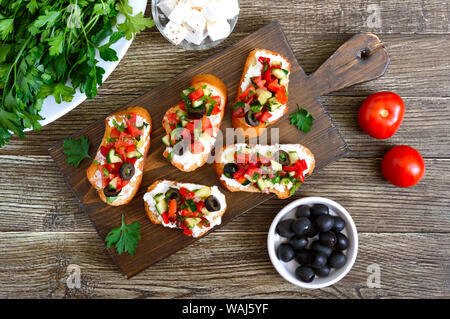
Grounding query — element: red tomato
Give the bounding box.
[189,87,204,101]
[275,86,288,104]
[358,92,405,139]
[381,145,425,187]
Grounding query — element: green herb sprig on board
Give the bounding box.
[106,214,142,256]
[0,0,154,147]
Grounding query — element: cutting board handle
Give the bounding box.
[307,33,390,96]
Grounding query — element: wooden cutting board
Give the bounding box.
[49,21,389,278]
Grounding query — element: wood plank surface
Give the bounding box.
[0,0,448,298]
[0,232,448,298]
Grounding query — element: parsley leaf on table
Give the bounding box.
[289,104,315,133]
[62,136,92,167]
[106,214,142,256]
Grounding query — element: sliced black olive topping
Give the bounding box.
[245,110,260,127]
[274,150,290,166]
[187,105,206,119]
[173,141,188,156]
[223,163,239,178]
[205,195,221,212]
[103,186,121,197]
[119,162,135,181]
[165,188,181,202]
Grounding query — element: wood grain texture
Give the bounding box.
[0,0,449,298]
[0,232,448,298]
[51,22,381,277]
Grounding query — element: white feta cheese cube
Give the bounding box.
[185,26,208,45]
[168,2,189,24]
[163,21,188,45]
[183,8,207,33]
[207,17,230,41]
[157,0,178,17]
[201,2,221,22]
[218,0,239,20]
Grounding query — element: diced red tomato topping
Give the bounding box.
[110,128,121,139]
[202,116,213,136]
[189,87,204,101]
[183,229,193,236]
[252,76,266,89]
[259,111,273,123]
[127,157,138,165]
[267,78,281,93]
[210,95,221,104]
[100,146,111,157]
[162,212,169,224]
[190,140,204,154]
[232,106,245,118]
[124,114,143,138]
[239,85,255,102]
[179,187,195,199]
[210,104,221,115]
[167,112,179,129]
[179,100,186,111]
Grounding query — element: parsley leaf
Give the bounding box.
[116,3,154,40]
[289,104,315,133]
[105,214,141,256]
[62,136,92,167]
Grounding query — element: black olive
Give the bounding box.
[173,141,188,156]
[315,215,334,233]
[335,233,349,251]
[311,253,327,269]
[273,150,290,166]
[296,250,313,266]
[310,204,329,219]
[276,219,296,238]
[223,163,239,178]
[306,223,318,238]
[311,241,333,257]
[295,266,315,283]
[315,265,331,277]
[277,243,294,262]
[244,111,260,127]
[103,186,120,197]
[319,231,337,247]
[205,195,221,212]
[290,236,308,250]
[165,188,181,202]
[187,105,206,119]
[296,205,311,218]
[332,217,346,232]
[119,162,135,181]
[328,252,347,269]
[291,217,311,236]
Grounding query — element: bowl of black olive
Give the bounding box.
[267,197,358,289]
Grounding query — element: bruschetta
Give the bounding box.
[143,180,227,238]
[87,106,152,206]
[232,49,291,138]
[213,143,315,199]
[161,74,227,172]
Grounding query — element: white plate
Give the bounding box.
[33,0,148,129]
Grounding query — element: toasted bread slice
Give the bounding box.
[213,143,315,199]
[143,180,227,238]
[87,106,152,206]
[233,49,291,138]
[162,74,227,172]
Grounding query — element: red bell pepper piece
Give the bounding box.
[258,56,271,65]
[275,86,288,104]
[162,212,169,224]
[179,100,186,111]
[168,199,177,219]
[189,87,204,101]
[100,146,111,157]
[110,128,121,139]
[183,229,193,236]
[127,157,138,165]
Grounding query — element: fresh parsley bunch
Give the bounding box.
[0,0,154,147]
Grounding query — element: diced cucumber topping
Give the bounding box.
[224,150,235,163]
[241,180,251,186]
[192,100,203,108]
[281,178,291,186]
[176,109,186,118]
[127,150,142,159]
[107,149,122,164]
[270,160,283,172]
[280,77,289,87]
[288,151,300,164]
[270,61,282,67]
[195,186,211,199]
[271,68,286,79]
[153,193,165,202]
[108,177,118,190]
[201,207,211,216]
[181,119,189,127]
[135,138,145,150]
[162,135,171,146]
[156,200,168,215]
[256,178,267,191]
[256,88,272,105]
[185,217,201,229]
[267,97,282,111]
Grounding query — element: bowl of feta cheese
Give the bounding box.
[152,0,240,50]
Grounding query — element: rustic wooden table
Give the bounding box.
[0,0,449,298]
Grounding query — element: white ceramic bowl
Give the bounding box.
[267,197,358,289]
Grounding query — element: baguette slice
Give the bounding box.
[213,143,315,199]
[143,180,227,238]
[162,74,227,172]
[87,106,152,206]
[232,49,291,138]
